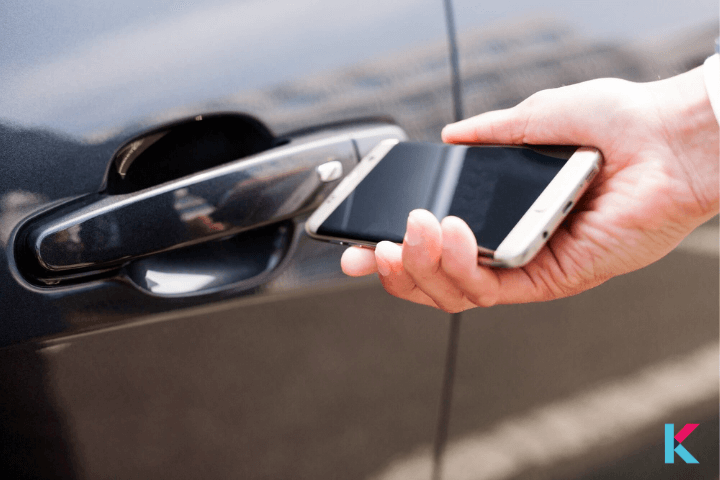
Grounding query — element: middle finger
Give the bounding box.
[402,209,474,313]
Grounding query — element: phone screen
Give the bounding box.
[316,142,572,250]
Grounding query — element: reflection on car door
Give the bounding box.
[0,1,462,478]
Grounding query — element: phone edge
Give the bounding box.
[305,138,400,246]
[490,147,602,267]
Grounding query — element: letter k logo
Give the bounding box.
[665,424,699,464]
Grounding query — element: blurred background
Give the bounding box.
[0,1,718,479]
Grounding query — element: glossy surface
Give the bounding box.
[0,2,453,477]
[1,1,718,478]
[18,123,403,285]
[0,0,448,138]
[446,4,720,478]
[317,143,568,250]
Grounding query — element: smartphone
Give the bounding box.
[306,139,601,267]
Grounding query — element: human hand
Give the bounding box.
[341,66,719,312]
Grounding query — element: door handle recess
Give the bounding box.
[15,121,407,286]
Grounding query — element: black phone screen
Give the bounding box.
[317,142,571,250]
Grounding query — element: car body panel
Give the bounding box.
[441,4,720,477]
[0,1,718,478]
[0,0,458,341]
[1,1,454,477]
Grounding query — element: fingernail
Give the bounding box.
[375,241,394,276]
[441,123,457,139]
[377,259,390,276]
[404,210,422,246]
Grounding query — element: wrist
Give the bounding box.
[703,54,720,122]
[651,65,720,222]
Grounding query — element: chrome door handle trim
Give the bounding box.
[19,124,407,277]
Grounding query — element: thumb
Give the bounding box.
[441,79,628,146]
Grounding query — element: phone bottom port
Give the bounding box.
[562,201,573,214]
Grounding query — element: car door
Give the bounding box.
[0,1,462,478]
[409,2,718,479]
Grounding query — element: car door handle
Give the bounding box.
[16,122,407,284]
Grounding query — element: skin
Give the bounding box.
[341,65,719,313]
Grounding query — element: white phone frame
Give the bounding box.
[306,139,601,268]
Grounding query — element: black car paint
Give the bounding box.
[0,1,456,478]
[0,1,718,478]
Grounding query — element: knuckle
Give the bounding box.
[471,293,497,308]
[442,268,497,308]
[522,88,555,108]
[424,290,465,314]
[532,278,559,302]
[430,260,443,276]
[440,257,465,279]
[404,252,440,275]
[529,267,575,301]
[439,303,463,314]
[520,264,558,302]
